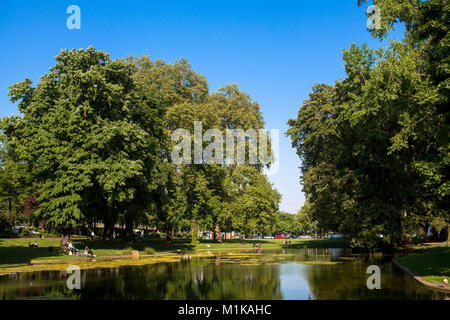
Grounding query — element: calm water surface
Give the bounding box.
[0,248,447,300]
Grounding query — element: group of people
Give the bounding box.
[67,241,95,257]
[28,241,39,248]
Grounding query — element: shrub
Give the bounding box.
[145,232,160,239]
[176,232,186,239]
[144,247,155,255]
[122,246,133,255]
[18,227,41,237]
[0,215,11,233]
[191,226,200,245]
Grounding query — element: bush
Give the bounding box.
[190,226,200,245]
[144,247,155,255]
[145,232,160,239]
[176,232,186,239]
[18,227,41,237]
[122,246,133,255]
[0,215,11,233]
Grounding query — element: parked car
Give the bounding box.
[275,235,285,239]
[329,233,343,239]
[263,235,275,239]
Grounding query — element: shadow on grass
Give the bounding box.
[0,238,196,265]
[69,238,195,252]
[0,247,64,265]
[397,245,450,279]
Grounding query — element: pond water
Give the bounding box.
[0,248,447,300]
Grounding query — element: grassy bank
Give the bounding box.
[396,245,450,284]
[0,237,346,267]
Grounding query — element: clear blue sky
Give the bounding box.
[0,0,403,213]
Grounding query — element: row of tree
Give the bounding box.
[287,0,449,247]
[0,48,281,242]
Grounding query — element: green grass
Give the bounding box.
[397,245,450,284]
[192,238,346,250]
[0,237,346,266]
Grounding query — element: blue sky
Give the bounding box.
[0,0,403,213]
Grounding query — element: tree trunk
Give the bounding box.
[214,223,222,243]
[103,213,111,240]
[103,209,115,241]
[447,224,449,247]
[165,221,174,243]
[60,230,70,249]
[124,214,134,243]
[166,226,173,243]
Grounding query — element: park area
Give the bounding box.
[0,236,448,300]
[0,237,345,268]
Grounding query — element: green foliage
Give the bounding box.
[190,225,200,245]
[18,227,40,237]
[274,212,296,234]
[287,1,449,248]
[429,216,447,237]
[122,247,134,255]
[144,247,156,255]
[0,214,11,233]
[228,166,281,236]
[295,202,318,235]
[2,47,164,236]
[134,55,279,239]
[1,48,280,242]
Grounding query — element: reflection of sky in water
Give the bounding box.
[279,262,312,300]
[0,249,445,300]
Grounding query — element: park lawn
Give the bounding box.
[0,237,346,266]
[0,238,130,267]
[396,245,450,284]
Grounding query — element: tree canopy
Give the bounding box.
[287,0,449,247]
[0,48,280,242]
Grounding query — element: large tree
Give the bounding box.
[287,0,449,248]
[134,55,278,242]
[3,47,164,242]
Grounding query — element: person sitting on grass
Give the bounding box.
[31,241,39,248]
[67,241,79,255]
[83,246,95,257]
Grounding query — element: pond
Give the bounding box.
[0,248,446,300]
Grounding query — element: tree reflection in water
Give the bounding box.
[0,249,445,300]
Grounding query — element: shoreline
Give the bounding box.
[392,259,450,293]
[2,245,449,295]
[0,247,285,272]
[0,252,221,276]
